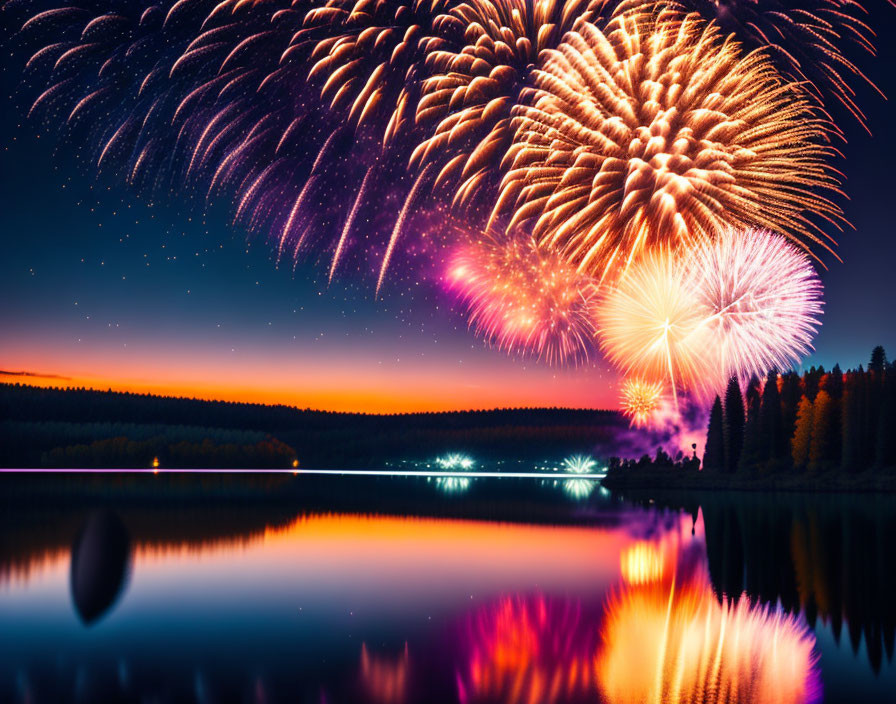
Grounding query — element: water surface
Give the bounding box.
[0,475,893,703]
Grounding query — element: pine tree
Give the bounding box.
[739,376,762,472]
[723,377,745,474]
[841,372,861,473]
[792,395,813,471]
[757,370,782,466]
[861,364,879,469]
[826,364,844,400]
[874,370,896,468]
[804,366,825,402]
[870,346,888,373]
[779,372,802,463]
[809,390,835,473]
[704,396,725,472]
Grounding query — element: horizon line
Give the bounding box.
[0,378,614,415]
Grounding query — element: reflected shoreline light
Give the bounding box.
[0,468,608,478]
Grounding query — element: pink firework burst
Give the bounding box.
[685,228,824,387]
[446,234,600,366]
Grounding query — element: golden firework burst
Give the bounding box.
[619,378,664,427]
[494,8,845,282]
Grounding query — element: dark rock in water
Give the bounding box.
[70,510,131,625]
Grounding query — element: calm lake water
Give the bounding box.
[0,474,894,703]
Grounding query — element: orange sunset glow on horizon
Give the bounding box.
[0,349,618,414]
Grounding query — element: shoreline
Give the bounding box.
[601,467,896,494]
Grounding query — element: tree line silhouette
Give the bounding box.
[603,346,896,489]
[704,346,896,475]
[0,384,624,467]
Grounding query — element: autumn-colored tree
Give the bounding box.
[809,390,836,473]
[791,395,814,471]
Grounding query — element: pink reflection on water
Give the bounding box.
[456,594,601,704]
[360,642,410,704]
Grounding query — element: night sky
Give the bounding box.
[1,2,894,412]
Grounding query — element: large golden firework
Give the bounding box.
[412,0,612,205]
[620,0,882,130]
[494,9,845,281]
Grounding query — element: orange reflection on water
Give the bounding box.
[620,541,666,586]
[457,595,600,704]
[620,512,701,588]
[0,547,69,586]
[360,643,410,704]
[597,568,821,704]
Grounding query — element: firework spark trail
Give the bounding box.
[279,174,318,258]
[495,9,845,283]
[303,0,452,140]
[376,163,434,297]
[446,233,601,366]
[329,164,376,283]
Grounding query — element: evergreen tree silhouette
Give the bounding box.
[875,369,896,468]
[739,377,762,472]
[704,396,725,472]
[870,346,888,373]
[841,371,862,473]
[758,370,782,465]
[723,378,745,474]
[779,372,802,466]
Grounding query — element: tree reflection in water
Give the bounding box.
[69,510,131,625]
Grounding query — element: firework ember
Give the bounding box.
[446,233,601,366]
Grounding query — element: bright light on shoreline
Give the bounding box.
[1,468,608,479]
